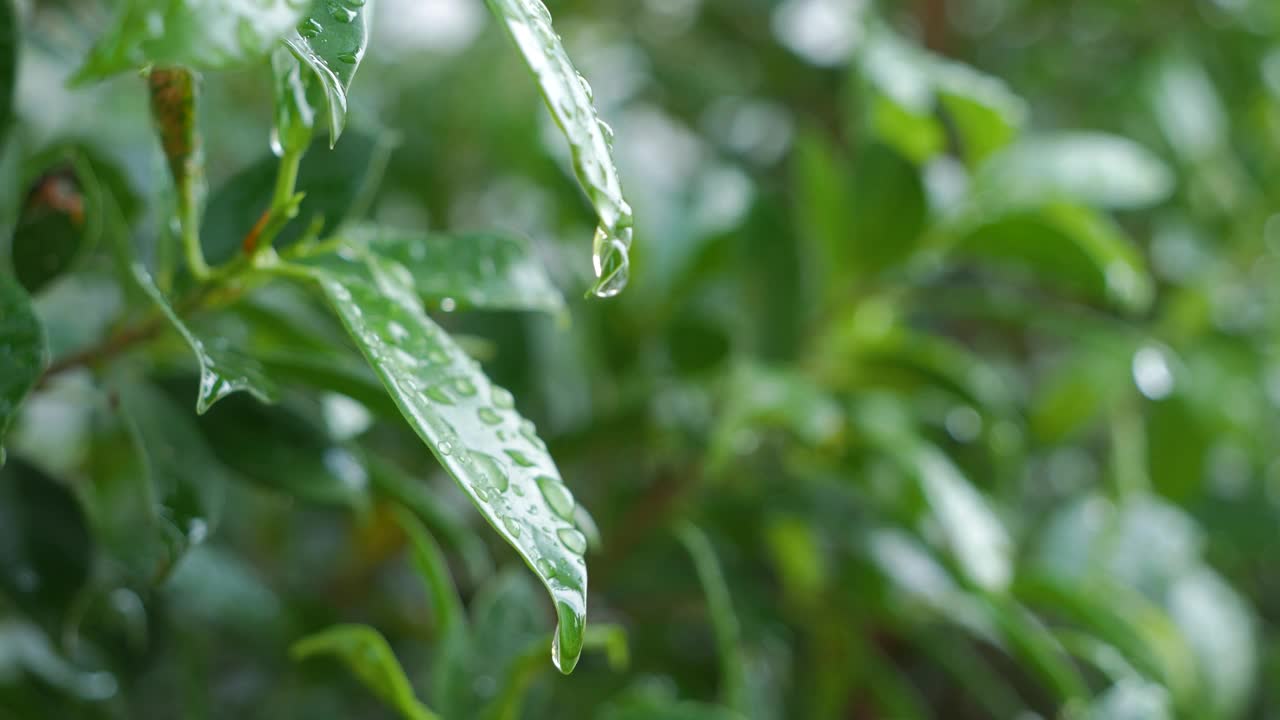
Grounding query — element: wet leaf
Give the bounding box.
[282,0,372,143]
[273,246,589,673]
[346,224,565,314]
[132,263,278,413]
[0,272,45,464]
[76,0,309,79]
[485,0,633,297]
[292,624,440,720]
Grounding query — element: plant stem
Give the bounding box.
[149,67,210,279]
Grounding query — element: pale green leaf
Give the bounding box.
[972,133,1175,211]
[485,0,634,297]
[272,247,589,673]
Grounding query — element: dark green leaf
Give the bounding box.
[0,459,92,625]
[292,624,440,720]
[0,620,117,700]
[133,263,278,413]
[677,524,747,714]
[76,0,309,79]
[201,130,393,264]
[346,224,565,314]
[197,393,370,510]
[484,0,634,297]
[11,153,104,295]
[0,272,44,463]
[272,246,589,673]
[0,0,15,149]
[949,204,1155,313]
[282,0,371,143]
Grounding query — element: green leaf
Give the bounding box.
[201,130,393,264]
[950,204,1155,313]
[11,152,106,295]
[855,25,1026,167]
[132,263,278,413]
[393,507,464,634]
[272,247,589,673]
[0,0,15,148]
[0,272,45,464]
[1087,680,1172,720]
[0,459,92,625]
[1167,568,1257,719]
[291,624,441,720]
[197,394,370,510]
[971,133,1175,211]
[795,135,927,290]
[346,224,565,314]
[677,524,748,714]
[76,0,309,79]
[0,620,117,700]
[484,0,634,298]
[282,0,372,144]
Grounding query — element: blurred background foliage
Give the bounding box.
[3,0,1280,717]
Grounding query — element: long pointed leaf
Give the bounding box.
[282,0,372,143]
[485,0,633,297]
[272,248,589,673]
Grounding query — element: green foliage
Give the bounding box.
[2,0,1280,718]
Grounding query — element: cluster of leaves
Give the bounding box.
[2,0,1280,718]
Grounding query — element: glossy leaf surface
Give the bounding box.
[77,0,307,78]
[0,272,45,463]
[282,0,371,143]
[133,264,278,413]
[485,0,633,297]
[346,224,565,314]
[274,247,589,673]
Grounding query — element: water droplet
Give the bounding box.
[558,528,587,555]
[520,420,547,450]
[269,128,285,158]
[535,558,556,577]
[298,17,323,38]
[536,476,575,520]
[475,486,494,502]
[387,321,409,342]
[329,3,357,22]
[337,50,359,64]
[477,407,502,425]
[441,297,458,312]
[491,387,515,409]
[425,385,454,405]
[470,451,510,492]
[452,377,477,397]
[591,226,632,298]
[502,517,522,537]
[505,449,536,467]
[438,439,454,456]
